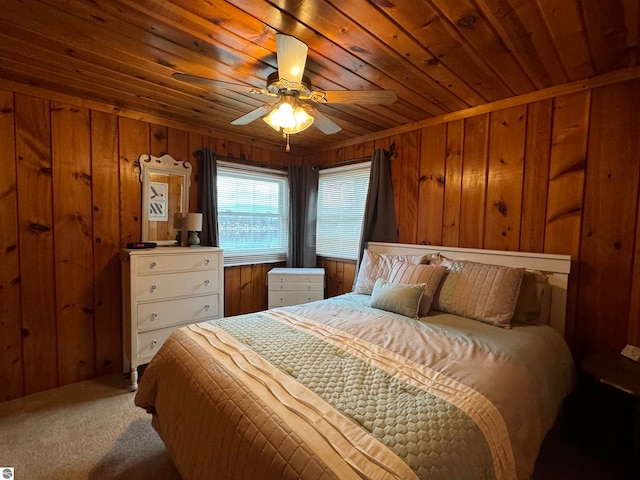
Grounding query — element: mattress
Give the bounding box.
[135,294,575,480]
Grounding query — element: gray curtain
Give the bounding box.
[287,164,319,268]
[197,147,219,247]
[354,148,398,282]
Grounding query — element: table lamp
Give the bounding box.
[186,213,203,247]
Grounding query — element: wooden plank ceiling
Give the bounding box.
[0,0,637,152]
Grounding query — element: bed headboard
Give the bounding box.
[366,242,572,336]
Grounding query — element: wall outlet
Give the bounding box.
[620,344,640,361]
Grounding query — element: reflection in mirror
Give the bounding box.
[139,154,192,245]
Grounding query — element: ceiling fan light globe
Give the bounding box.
[263,109,282,131]
[283,107,314,134]
[274,102,296,128]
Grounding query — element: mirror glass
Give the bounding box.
[139,154,192,245]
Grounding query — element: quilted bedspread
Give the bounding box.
[135,294,575,480]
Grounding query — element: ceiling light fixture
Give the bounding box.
[263,96,314,134]
[263,95,314,151]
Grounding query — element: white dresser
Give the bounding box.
[121,247,224,390]
[267,267,325,308]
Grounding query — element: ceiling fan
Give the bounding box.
[173,34,397,147]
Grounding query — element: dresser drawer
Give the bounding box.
[135,252,219,275]
[268,290,323,308]
[136,270,219,302]
[137,294,220,332]
[136,326,179,363]
[269,273,323,284]
[268,282,324,292]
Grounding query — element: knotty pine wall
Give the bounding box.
[308,78,640,360]
[2,77,640,401]
[0,87,293,401]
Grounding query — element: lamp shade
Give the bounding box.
[185,212,203,232]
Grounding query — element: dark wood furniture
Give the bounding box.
[581,351,640,475]
[582,352,640,397]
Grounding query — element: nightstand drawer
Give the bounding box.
[268,282,324,292]
[137,294,220,331]
[135,252,219,274]
[135,271,219,301]
[268,290,323,308]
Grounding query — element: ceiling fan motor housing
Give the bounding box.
[266,71,313,97]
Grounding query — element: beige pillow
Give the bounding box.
[368,278,426,319]
[387,262,447,316]
[353,249,428,295]
[512,270,550,324]
[432,260,525,328]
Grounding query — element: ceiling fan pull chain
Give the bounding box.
[285,133,291,152]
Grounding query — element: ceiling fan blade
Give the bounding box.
[313,89,397,105]
[310,109,342,135]
[230,105,274,125]
[276,34,308,84]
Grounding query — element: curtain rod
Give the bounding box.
[314,155,371,170]
[313,141,396,170]
[196,150,288,172]
[198,141,396,172]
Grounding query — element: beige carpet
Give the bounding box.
[0,374,181,480]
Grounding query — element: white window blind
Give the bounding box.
[316,162,371,260]
[217,163,288,265]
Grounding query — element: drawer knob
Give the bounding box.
[151,339,157,347]
[151,312,158,320]
[204,259,210,265]
[150,262,156,269]
[150,285,157,292]
[204,280,210,286]
[204,304,210,310]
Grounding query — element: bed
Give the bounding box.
[135,242,575,480]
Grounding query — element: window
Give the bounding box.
[316,162,371,260]
[217,163,288,265]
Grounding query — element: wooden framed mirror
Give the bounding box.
[139,154,192,246]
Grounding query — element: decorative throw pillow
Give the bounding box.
[429,253,454,268]
[353,250,428,295]
[512,270,550,324]
[393,254,431,265]
[387,262,447,316]
[432,260,525,328]
[368,278,426,319]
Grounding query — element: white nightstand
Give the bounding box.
[267,267,325,308]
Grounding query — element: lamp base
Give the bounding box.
[188,231,201,247]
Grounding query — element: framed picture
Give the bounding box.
[148,181,168,221]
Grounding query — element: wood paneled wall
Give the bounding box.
[306,78,640,359]
[0,88,293,401]
[3,77,640,402]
